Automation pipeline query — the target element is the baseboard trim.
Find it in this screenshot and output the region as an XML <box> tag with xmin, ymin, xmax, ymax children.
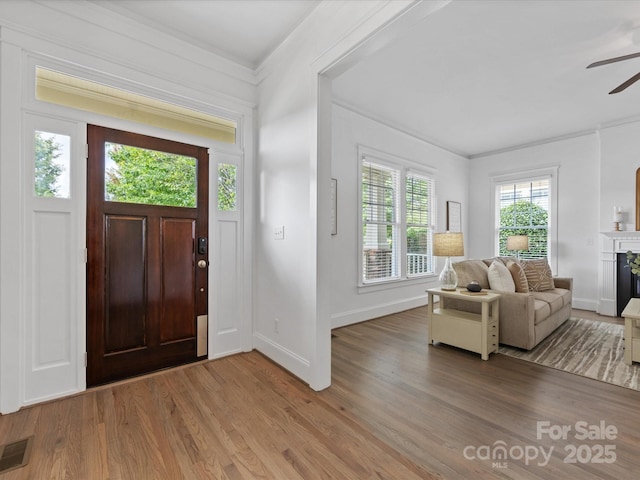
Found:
<box><xmin>572</xmin><ymin>297</ymin><xmax>598</xmax><ymax>312</ymax></box>
<box><xmin>331</xmin><ymin>295</ymin><xmax>428</xmax><ymax>329</ymax></box>
<box><xmin>253</xmin><ymin>332</ymin><xmax>310</xmax><ymax>383</ymax></box>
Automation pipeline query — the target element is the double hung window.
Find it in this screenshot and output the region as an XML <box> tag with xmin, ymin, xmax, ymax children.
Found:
<box><xmin>361</xmin><ymin>152</ymin><xmax>435</xmax><ymax>284</ymax></box>
<box><xmin>495</xmin><ymin>170</ymin><xmax>556</xmax><ymax>262</ymax></box>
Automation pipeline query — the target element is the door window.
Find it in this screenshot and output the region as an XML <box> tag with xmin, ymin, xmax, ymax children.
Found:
<box><xmin>104</xmin><ymin>142</ymin><xmax>197</xmax><ymax>208</ymax></box>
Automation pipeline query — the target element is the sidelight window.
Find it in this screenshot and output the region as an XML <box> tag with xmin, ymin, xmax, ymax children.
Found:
<box><xmin>34</xmin><ymin>131</ymin><xmax>70</xmax><ymax>199</ymax></box>
<box><xmin>217</xmin><ymin>164</ymin><xmax>237</xmax><ymax>211</ymax></box>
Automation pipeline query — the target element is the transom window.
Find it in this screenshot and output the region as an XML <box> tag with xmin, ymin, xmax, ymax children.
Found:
<box><xmin>360</xmin><ymin>153</ymin><xmax>435</xmax><ymax>284</ymax></box>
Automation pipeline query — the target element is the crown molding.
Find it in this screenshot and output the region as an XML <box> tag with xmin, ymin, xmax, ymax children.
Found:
<box><xmin>333</xmin><ymin>97</ymin><xmax>469</xmax><ymax>159</ymax></box>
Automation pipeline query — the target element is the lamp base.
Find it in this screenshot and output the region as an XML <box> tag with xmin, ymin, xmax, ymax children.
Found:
<box><xmin>439</xmin><ymin>257</ymin><xmax>458</xmax><ymax>291</ymax></box>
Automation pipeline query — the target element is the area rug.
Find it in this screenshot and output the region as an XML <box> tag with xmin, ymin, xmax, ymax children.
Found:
<box><xmin>498</xmin><ymin>317</ymin><xmax>640</xmax><ymax>391</ymax></box>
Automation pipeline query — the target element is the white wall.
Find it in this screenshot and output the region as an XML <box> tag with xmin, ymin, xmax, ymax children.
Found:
<box><xmin>467</xmin><ymin>134</ymin><xmax>601</xmax><ymax>311</ymax></box>
<box><xmin>599</xmin><ymin>121</ymin><xmax>640</xmax><ymax>233</ymax></box>
<box><xmin>329</xmin><ymin>104</ymin><xmax>469</xmax><ymax>327</ymax></box>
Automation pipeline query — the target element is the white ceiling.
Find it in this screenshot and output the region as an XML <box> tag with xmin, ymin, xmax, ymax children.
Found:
<box><xmin>333</xmin><ymin>0</ymin><xmax>640</xmax><ymax>158</ymax></box>
<box><xmin>93</xmin><ymin>0</ymin><xmax>640</xmax><ymax>158</ymax></box>
<box><xmin>91</xmin><ymin>0</ymin><xmax>321</xmax><ymax>69</ymax></box>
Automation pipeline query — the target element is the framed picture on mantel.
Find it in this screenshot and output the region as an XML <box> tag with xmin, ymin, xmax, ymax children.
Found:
<box><xmin>446</xmin><ymin>201</ymin><xmax>461</xmax><ymax>232</ymax></box>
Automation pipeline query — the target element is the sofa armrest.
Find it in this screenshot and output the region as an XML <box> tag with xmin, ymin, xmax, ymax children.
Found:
<box><xmin>496</xmin><ymin>291</ymin><xmax>536</xmax><ymax>350</ymax></box>
<box><xmin>553</xmin><ymin>277</ymin><xmax>573</xmax><ymax>291</ymax></box>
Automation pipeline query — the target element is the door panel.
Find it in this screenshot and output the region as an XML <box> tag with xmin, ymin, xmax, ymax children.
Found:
<box><xmin>105</xmin><ymin>215</ymin><xmax>146</xmax><ymax>353</ymax></box>
<box><xmin>87</xmin><ymin>125</ymin><xmax>208</xmax><ymax>386</ymax></box>
<box><xmin>160</xmin><ymin>217</ymin><xmax>196</xmax><ymax>343</ymax></box>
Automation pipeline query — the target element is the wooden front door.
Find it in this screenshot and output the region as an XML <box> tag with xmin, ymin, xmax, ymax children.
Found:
<box><xmin>87</xmin><ymin>125</ymin><xmax>209</xmax><ymax>386</ymax></box>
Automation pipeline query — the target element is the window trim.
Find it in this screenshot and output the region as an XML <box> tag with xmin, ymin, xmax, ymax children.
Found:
<box><xmin>357</xmin><ymin>145</ymin><xmax>437</xmax><ymax>288</ymax></box>
<box><xmin>491</xmin><ymin>166</ymin><xmax>558</xmax><ymax>272</ymax></box>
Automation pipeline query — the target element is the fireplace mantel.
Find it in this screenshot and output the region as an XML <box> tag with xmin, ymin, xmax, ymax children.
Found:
<box><xmin>601</xmin><ymin>231</ymin><xmax>640</xmax><ymax>254</ymax></box>
<box><xmin>602</xmin><ymin>231</ymin><xmax>640</xmax><ymax>240</ymax></box>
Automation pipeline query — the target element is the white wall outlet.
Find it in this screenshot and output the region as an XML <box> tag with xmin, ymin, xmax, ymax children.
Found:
<box><xmin>274</xmin><ymin>318</ymin><xmax>280</xmax><ymax>333</ymax></box>
<box><xmin>274</xmin><ymin>225</ymin><xmax>285</xmax><ymax>240</ymax></box>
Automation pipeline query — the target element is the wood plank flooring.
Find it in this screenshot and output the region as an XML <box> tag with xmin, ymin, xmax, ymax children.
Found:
<box><xmin>0</xmin><ymin>307</ymin><xmax>638</xmax><ymax>479</ymax></box>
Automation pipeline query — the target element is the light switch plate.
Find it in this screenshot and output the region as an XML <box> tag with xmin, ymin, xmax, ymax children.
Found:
<box><xmin>274</xmin><ymin>225</ymin><xmax>285</xmax><ymax>240</ymax></box>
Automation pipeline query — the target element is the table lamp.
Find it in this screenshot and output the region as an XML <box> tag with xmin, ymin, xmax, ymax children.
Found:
<box><xmin>433</xmin><ymin>232</ymin><xmax>464</xmax><ymax>290</ymax></box>
<box><xmin>506</xmin><ymin>235</ymin><xmax>529</xmax><ymax>260</ymax></box>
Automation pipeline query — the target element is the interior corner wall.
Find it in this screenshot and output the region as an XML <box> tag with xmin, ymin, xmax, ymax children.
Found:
<box><xmin>253</xmin><ymin>0</ymin><xmax>417</xmax><ymax>390</ymax></box>
<box><xmin>329</xmin><ymin>104</ymin><xmax>469</xmax><ymax>327</ymax></box>
<box><xmin>467</xmin><ymin>134</ymin><xmax>601</xmax><ymax>311</ymax></box>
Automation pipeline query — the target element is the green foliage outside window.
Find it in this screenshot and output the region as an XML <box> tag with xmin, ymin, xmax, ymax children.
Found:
<box><xmin>105</xmin><ymin>143</ymin><xmax>197</xmax><ymax>208</ymax></box>
<box><xmin>218</xmin><ymin>164</ymin><xmax>237</xmax><ymax>211</ymax></box>
<box><xmin>499</xmin><ymin>200</ymin><xmax>548</xmax><ymax>258</ymax></box>
<box><xmin>35</xmin><ymin>132</ymin><xmax>63</xmax><ymax>197</ymax></box>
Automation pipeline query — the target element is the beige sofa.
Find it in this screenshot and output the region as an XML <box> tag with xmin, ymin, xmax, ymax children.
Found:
<box><xmin>440</xmin><ymin>257</ymin><xmax>573</xmax><ymax>350</ymax></box>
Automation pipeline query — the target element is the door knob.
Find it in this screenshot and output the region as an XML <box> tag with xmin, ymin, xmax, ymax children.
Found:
<box><xmin>197</xmin><ymin>259</ymin><xmax>208</xmax><ymax>269</ymax></box>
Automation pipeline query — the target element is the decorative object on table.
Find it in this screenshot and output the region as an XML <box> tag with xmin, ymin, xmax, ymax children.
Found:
<box><xmin>466</xmin><ymin>281</ymin><xmax>482</xmax><ymax>292</ymax></box>
<box><xmin>505</xmin><ymin>235</ymin><xmax>529</xmax><ymax>260</ymax></box>
<box><xmin>433</xmin><ymin>231</ymin><xmax>464</xmax><ymax>290</ymax></box>
<box><xmin>446</xmin><ymin>201</ymin><xmax>461</xmax><ymax>232</ymax></box>
<box><xmin>613</xmin><ymin>206</ymin><xmax>623</xmax><ymax>231</ymax></box>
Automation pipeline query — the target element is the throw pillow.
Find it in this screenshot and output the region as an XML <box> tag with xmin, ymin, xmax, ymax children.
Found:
<box><xmin>506</xmin><ymin>260</ymin><xmax>529</xmax><ymax>293</ymax></box>
<box><xmin>521</xmin><ymin>259</ymin><xmax>555</xmax><ymax>291</ymax></box>
<box><xmin>488</xmin><ymin>260</ymin><xmax>516</xmax><ymax>292</ymax></box>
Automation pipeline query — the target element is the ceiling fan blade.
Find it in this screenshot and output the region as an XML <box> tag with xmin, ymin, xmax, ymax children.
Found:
<box><xmin>587</xmin><ymin>51</ymin><xmax>640</xmax><ymax>68</ymax></box>
<box><xmin>609</xmin><ymin>71</ymin><xmax>640</xmax><ymax>94</ymax></box>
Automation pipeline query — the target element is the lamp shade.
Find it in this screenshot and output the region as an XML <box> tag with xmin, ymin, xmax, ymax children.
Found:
<box><xmin>433</xmin><ymin>232</ymin><xmax>464</xmax><ymax>257</ymax></box>
<box><xmin>506</xmin><ymin>235</ymin><xmax>529</xmax><ymax>251</ymax></box>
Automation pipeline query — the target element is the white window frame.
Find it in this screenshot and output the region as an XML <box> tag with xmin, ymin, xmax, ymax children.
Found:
<box><xmin>358</xmin><ymin>146</ymin><xmax>436</xmax><ymax>287</ymax></box>
<box><xmin>491</xmin><ymin>166</ymin><xmax>558</xmax><ymax>272</ymax></box>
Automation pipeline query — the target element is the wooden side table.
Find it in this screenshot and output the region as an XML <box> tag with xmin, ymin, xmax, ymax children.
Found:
<box><xmin>426</xmin><ymin>287</ymin><xmax>501</xmax><ymax>360</ymax></box>
<box><xmin>621</xmin><ymin>298</ymin><xmax>640</xmax><ymax>365</ymax></box>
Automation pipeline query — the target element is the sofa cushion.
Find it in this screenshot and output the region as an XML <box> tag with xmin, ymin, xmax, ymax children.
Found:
<box><xmin>542</xmin><ymin>288</ymin><xmax>572</xmax><ymax>307</ymax></box>
<box><xmin>521</xmin><ymin>259</ymin><xmax>555</xmax><ymax>291</ymax></box>
<box><xmin>534</xmin><ymin>299</ymin><xmax>551</xmax><ymax>325</ymax></box>
<box><xmin>452</xmin><ymin>260</ymin><xmax>490</xmax><ymax>289</ymax></box>
<box><xmin>482</xmin><ymin>256</ymin><xmax>516</xmax><ymax>268</ymax></box>
<box><xmin>488</xmin><ymin>260</ymin><xmax>516</xmax><ymax>292</ymax></box>
<box><xmin>506</xmin><ymin>260</ymin><xmax>529</xmax><ymax>293</ymax></box>
<box><xmin>532</xmin><ymin>291</ymin><xmax>564</xmax><ymax>314</ymax></box>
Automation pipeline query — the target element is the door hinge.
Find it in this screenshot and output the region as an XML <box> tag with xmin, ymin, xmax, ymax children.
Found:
<box><xmin>85</xmin><ymin>143</ymin><xmax>89</xmax><ymax>160</ymax></box>
<box><xmin>84</xmin><ymin>352</ymin><xmax>88</xmax><ymax>368</ymax></box>
<box><xmin>84</xmin><ymin>248</ymin><xmax>88</xmax><ymax>263</ymax></box>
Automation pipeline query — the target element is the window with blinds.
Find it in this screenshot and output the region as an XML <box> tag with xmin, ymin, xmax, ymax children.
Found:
<box><xmin>361</xmin><ymin>156</ymin><xmax>435</xmax><ymax>284</ymax></box>
<box><xmin>497</xmin><ymin>179</ymin><xmax>550</xmax><ymax>259</ymax></box>
<box><xmin>362</xmin><ymin>161</ymin><xmax>400</xmax><ymax>282</ymax></box>
<box><xmin>406</xmin><ymin>173</ymin><xmax>434</xmax><ymax>276</ymax></box>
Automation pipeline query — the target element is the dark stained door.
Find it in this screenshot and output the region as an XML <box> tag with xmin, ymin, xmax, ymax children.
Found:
<box><xmin>87</xmin><ymin>125</ymin><xmax>208</xmax><ymax>386</ymax></box>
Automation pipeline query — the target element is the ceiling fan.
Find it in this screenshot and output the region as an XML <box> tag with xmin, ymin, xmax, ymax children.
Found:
<box><xmin>587</xmin><ymin>51</ymin><xmax>640</xmax><ymax>94</ymax></box>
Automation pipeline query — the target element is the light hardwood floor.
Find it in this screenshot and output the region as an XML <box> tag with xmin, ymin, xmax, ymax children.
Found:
<box><xmin>0</xmin><ymin>307</ymin><xmax>638</xmax><ymax>479</ymax></box>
